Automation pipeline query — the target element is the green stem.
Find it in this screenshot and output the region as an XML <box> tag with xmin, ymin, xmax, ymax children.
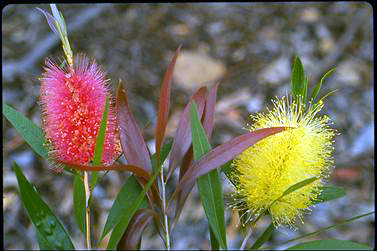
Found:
<box><xmin>84</xmin><ymin>171</ymin><xmax>92</xmax><ymax>250</ymax></box>
<box><xmin>160</xmin><ymin>165</ymin><xmax>170</xmax><ymax>250</ymax></box>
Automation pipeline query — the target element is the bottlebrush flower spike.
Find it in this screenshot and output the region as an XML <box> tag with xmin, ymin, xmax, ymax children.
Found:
<box><xmin>228</xmin><ymin>96</ymin><xmax>336</xmax><ymax>229</ymax></box>
<box><xmin>40</xmin><ymin>54</ymin><xmax>121</xmax><ymax>167</ymax></box>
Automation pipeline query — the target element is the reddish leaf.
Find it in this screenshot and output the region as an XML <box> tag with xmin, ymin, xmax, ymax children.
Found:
<box><xmin>169</xmin><ymin>146</ymin><xmax>194</xmax><ymax>232</ymax></box>
<box><xmin>116</xmin><ymin>82</ymin><xmax>152</xmax><ymax>172</ymax></box>
<box><xmin>171</xmin><ymin>128</ymin><xmax>286</xmax><ymax>230</ymax></box>
<box><xmin>169</xmin><ymin>83</ymin><xmax>218</xmax><ymax>231</ymax></box>
<box><xmin>170</xmin><ymin>184</ymin><xmax>195</xmax><ymax>233</ymax></box>
<box><xmin>176</xmin><ymin>127</ymin><xmax>287</xmax><ymax>193</ymax></box>
<box><xmin>62</xmin><ymin>162</ymin><xmax>150</xmax><ymax>180</ymax></box>
<box><xmin>166</xmin><ymin>87</ymin><xmax>207</xmax><ymax>181</ymax></box>
<box><xmin>63</xmin><ymin>161</ymin><xmax>161</xmax><ymax>209</ymax></box>
<box><xmin>202</xmin><ymin>82</ymin><xmax>219</xmax><ymax>138</ymax></box>
<box><xmin>170</xmin><ymin>84</ymin><xmax>220</xmax><ymax>232</ymax></box>
<box><xmin>116</xmin><ymin>208</ymin><xmax>158</xmax><ymax>250</ymax></box>
<box><xmin>155</xmin><ymin>46</ymin><xmax>181</xmax><ymax>165</ymax></box>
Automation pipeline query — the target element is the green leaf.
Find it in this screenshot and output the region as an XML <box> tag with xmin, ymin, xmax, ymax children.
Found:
<box><xmin>106</xmin><ymin>170</ymin><xmax>160</xmax><ymax>250</ymax></box>
<box><xmin>261</xmin><ymin>211</ymin><xmax>374</xmax><ymax>249</ymax></box>
<box><xmin>36</xmin><ymin>229</ymin><xmax>51</xmax><ymax>250</ymax></box>
<box><xmin>287</xmin><ymin>239</ymin><xmax>372</xmax><ymax>250</ymax></box>
<box><xmin>253</xmin><ymin>177</ymin><xmax>319</xmax><ymax>226</ymax></box>
<box><xmin>303</xmin><ymin>76</ymin><xmax>309</xmax><ymax>103</ymax></box>
<box><xmin>93</xmin><ymin>96</ymin><xmax>109</xmax><ymax>166</ymax></box>
<box><xmin>249</xmin><ymin>223</ymin><xmax>274</xmax><ymax>250</ymax></box>
<box><xmin>282</xmin><ymin>176</ymin><xmax>318</xmax><ymax>197</ymax></box>
<box><xmin>291</xmin><ymin>56</ymin><xmax>307</xmax><ymax>102</ymax></box>
<box><xmin>73</xmin><ymin>174</ymin><xmax>86</xmax><ymax>235</ymax></box>
<box><xmin>314</xmin><ymin>185</ymin><xmax>346</xmax><ymax>204</ymax></box>
<box><xmin>100</xmin><ymin>175</ymin><xmax>147</xmax><ymax>241</ymax></box>
<box><xmin>152</xmin><ymin>138</ymin><xmax>173</xmax><ymax>175</ymax></box>
<box><xmin>221</xmin><ymin>160</ymin><xmax>238</xmax><ymax>187</ymax></box>
<box><xmin>91</xmin><ymin>96</ymin><xmax>110</xmax><ymax>188</ymax></box>
<box><xmin>13</xmin><ymin>162</ymin><xmax>75</xmax><ymax>250</ymax></box>
<box><xmin>271</xmin><ymin>177</ymin><xmax>318</xmax><ymax>207</ymax></box>
<box><xmin>209</xmin><ymin>228</ymin><xmax>220</xmax><ymax>250</ymax></box>
<box><xmin>190</xmin><ymin>102</ymin><xmax>227</xmax><ymax>250</ymax></box>
<box><xmin>3</xmin><ymin>103</ymin><xmax>48</xmax><ymax>159</ymax></box>
<box><xmin>310</xmin><ymin>68</ymin><xmax>336</xmax><ymax>101</ymax></box>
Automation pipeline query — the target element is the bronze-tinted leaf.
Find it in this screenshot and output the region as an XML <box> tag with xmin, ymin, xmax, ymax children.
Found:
<box><xmin>169</xmin><ymin>147</ymin><xmax>194</xmax><ymax>232</ymax></box>
<box><xmin>166</xmin><ymin>87</ymin><xmax>207</xmax><ymax>181</ymax></box>
<box><xmin>176</xmin><ymin>127</ymin><xmax>286</xmax><ymax>192</ymax></box>
<box><xmin>169</xmin><ymin>82</ymin><xmax>218</xmax><ymax>230</ymax></box>
<box><xmin>202</xmin><ymin>82</ymin><xmax>219</xmax><ymax>138</ymax></box>
<box><xmin>155</xmin><ymin>46</ymin><xmax>181</xmax><ymax>165</ymax></box>
<box><xmin>62</xmin><ymin>162</ymin><xmax>150</xmax><ymax>180</ymax></box>
<box><xmin>64</xmin><ymin>162</ymin><xmax>159</xmax><ymax>206</ymax></box>
<box><xmin>116</xmin><ymin>208</ymin><xmax>157</xmax><ymax>250</ymax></box>
<box><xmin>170</xmin><ymin>182</ymin><xmax>195</xmax><ymax>233</ymax></box>
<box><xmin>169</xmin><ymin>82</ymin><xmax>218</xmax><ymax>231</ymax></box>
<box><xmin>116</xmin><ymin>81</ymin><xmax>152</xmax><ymax>172</ymax></box>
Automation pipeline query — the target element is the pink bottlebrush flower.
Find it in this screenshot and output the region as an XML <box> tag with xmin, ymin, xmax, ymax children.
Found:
<box><xmin>40</xmin><ymin>54</ymin><xmax>121</xmax><ymax>167</ymax></box>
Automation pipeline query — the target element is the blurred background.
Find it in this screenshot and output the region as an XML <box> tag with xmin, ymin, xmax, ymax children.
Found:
<box><xmin>3</xmin><ymin>3</ymin><xmax>374</xmax><ymax>249</ymax></box>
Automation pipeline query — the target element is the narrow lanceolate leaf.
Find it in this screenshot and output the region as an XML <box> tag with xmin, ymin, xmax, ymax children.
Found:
<box><xmin>149</xmin><ymin>139</ymin><xmax>174</xmax><ymax>209</ymax></box>
<box><xmin>209</xmin><ymin>228</ymin><xmax>220</xmax><ymax>250</ymax></box>
<box><xmin>167</xmin><ymin>86</ymin><xmax>207</xmax><ymax>180</ymax></box>
<box><xmin>92</xmin><ymin>96</ymin><xmax>110</xmax><ymax>188</ymax></box>
<box><xmin>93</xmin><ymin>96</ymin><xmax>109</xmax><ymax>166</ymax></box>
<box><xmin>155</xmin><ymin>46</ymin><xmax>181</xmax><ymax>165</ymax></box>
<box><xmin>3</xmin><ymin>103</ymin><xmax>48</xmax><ymax>159</ymax></box>
<box><xmin>36</xmin><ymin>229</ymin><xmax>51</xmax><ymax>250</ymax></box>
<box><xmin>73</xmin><ymin>174</ymin><xmax>86</xmax><ymax>235</ymax></box>
<box><xmin>100</xmin><ymin>175</ymin><xmax>148</xmax><ymax>241</ymax></box>
<box><xmin>310</xmin><ymin>68</ymin><xmax>336</xmax><ymax>101</ymax></box>
<box><xmin>176</xmin><ymin>126</ymin><xmax>286</xmax><ymax>192</ymax></box>
<box><xmin>314</xmin><ymin>185</ymin><xmax>346</xmax><ymax>204</ymax></box>
<box><xmin>287</xmin><ymin>240</ymin><xmax>372</xmax><ymax>250</ymax></box>
<box><xmin>170</xmin><ymin>84</ymin><xmax>219</xmax><ymax>230</ymax></box>
<box><xmin>107</xmin><ymin>169</ymin><xmax>161</xmax><ymax>250</ymax></box>
<box><xmin>270</xmin><ymin>211</ymin><xmax>375</xmax><ymax>249</ymax></box>
<box><xmin>63</xmin><ymin>162</ymin><xmax>150</xmax><ymax>180</ymax></box>
<box><xmin>266</xmin><ymin>177</ymin><xmax>318</xmax><ymax>218</ymax></box>
<box><xmin>303</xmin><ymin>76</ymin><xmax>309</xmax><ymax>103</ymax></box>
<box><xmin>116</xmin><ymin>208</ymin><xmax>157</xmax><ymax>250</ymax></box>
<box><xmin>13</xmin><ymin>162</ymin><xmax>75</xmax><ymax>250</ymax></box>
<box><xmin>116</xmin><ymin>81</ymin><xmax>151</xmax><ymax>172</ymax></box>
<box><xmin>291</xmin><ymin>56</ymin><xmax>306</xmax><ymax>101</ymax></box>
<box><xmin>249</xmin><ymin>223</ymin><xmax>274</xmax><ymax>250</ymax></box>
<box><xmin>279</xmin><ymin>177</ymin><xmax>318</xmax><ymax>200</ymax></box>
<box><xmin>152</xmin><ymin>138</ymin><xmax>174</xmax><ymax>175</ymax></box>
<box><xmin>170</xmin><ymin>146</ymin><xmax>194</xmax><ymax>232</ymax></box>
<box><xmin>67</xmin><ymin>162</ymin><xmax>157</xmax><ymax>208</ymax></box>
<box><xmin>36</xmin><ymin>8</ymin><xmax>57</xmax><ymax>33</ymax></box>
<box><xmin>202</xmin><ymin>82</ymin><xmax>219</xmax><ymax>138</ymax></box>
<box><xmin>191</xmin><ymin>102</ymin><xmax>227</xmax><ymax>250</ymax></box>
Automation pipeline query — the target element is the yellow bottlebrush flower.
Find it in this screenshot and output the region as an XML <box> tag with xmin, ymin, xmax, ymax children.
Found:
<box><xmin>229</xmin><ymin>96</ymin><xmax>336</xmax><ymax>229</ymax></box>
